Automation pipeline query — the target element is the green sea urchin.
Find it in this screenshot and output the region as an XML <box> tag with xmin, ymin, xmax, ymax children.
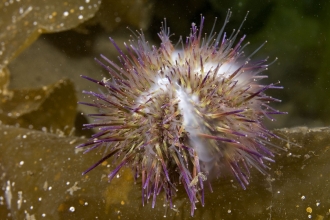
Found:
<box><xmin>77</xmin><ymin>11</ymin><xmax>285</xmax><ymax>216</ymax></box>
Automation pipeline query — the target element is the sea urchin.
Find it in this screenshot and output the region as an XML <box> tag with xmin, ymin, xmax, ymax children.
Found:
<box><xmin>77</xmin><ymin>11</ymin><xmax>285</xmax><ymax>216</ymax></box>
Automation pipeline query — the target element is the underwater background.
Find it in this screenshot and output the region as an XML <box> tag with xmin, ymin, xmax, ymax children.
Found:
<box><xmin>0</xmin><ymin>0</ymin><xmax>330</xmax><ymax>219</ymax></box>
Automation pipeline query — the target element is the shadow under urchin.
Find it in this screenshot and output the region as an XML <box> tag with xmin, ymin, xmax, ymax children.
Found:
<box><xmin>77</xmin><ymin>10</ymin><xmax>285</xmax><ymax>216</ymax></box>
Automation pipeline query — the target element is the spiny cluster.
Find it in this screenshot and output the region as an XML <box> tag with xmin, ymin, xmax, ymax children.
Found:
<box><xmin>77</xmin><ymin>11</ymin><xmax>285</xmax><ymax>216</ymax></box>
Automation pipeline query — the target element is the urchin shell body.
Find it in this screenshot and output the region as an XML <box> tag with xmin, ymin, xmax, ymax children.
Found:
<box><xmin>77</xmin><ymin>11</ymin><xmax>284</xmax><ymax>216</ymax></box>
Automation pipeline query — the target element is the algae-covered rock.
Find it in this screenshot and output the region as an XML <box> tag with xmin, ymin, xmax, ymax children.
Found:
<box><xmin>0</xmin><ymin>126</ymin><xmax>329</xmax><ymax>219</ymax></box>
